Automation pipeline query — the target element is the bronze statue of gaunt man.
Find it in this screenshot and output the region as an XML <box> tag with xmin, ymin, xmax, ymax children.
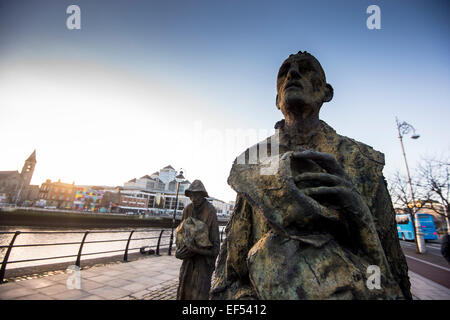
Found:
<box><xmin>176</xmin><ymin>180</ymin><xmax>220</xmax><ymax>300</ymax></box>
<box><xmin>211</xmin><ymin>51</ymin><xmax>412</xmax><ymax>300</ymax></box>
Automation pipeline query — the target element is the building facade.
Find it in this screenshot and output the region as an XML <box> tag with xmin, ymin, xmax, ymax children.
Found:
<box><xmin>207</xmin><ymin>198</ymin><xmax>234</xmax><ymax>218</ymax></box>
<box><xmin>38</xmin><ymin>179</ymin><xmax>75</xmax><ymax>209</ymax></box>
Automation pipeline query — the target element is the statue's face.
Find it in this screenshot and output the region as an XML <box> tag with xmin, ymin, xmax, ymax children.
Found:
<box><xmin>276</xmin><ymin>54</ymin><xmax>332</xmax><ymax>116</ymax></box>
<box><xmin>190</xmin><ymin>193</ymin><xmax>205</xmax><ymax>207</ymax></box>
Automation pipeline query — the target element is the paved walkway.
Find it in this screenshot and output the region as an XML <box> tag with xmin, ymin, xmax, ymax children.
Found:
<box><xmin>0</xmin><ymin>255</ymin><xmax>182</xmax><ymax>300</ymax></box>
<box><xmin>0</xmin><ymin>255</ymin><xmax>448</xmax><ymax>300</ymax></box>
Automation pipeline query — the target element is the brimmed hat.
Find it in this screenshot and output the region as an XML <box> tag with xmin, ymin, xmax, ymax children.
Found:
<box><xmin>185</xmin><ymin>179</ymin><xmax>209</xmax><ymax>198</ymax></box>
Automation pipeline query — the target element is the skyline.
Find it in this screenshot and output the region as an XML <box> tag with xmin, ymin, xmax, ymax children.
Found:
<box><xmin>0</xmin><ymin>0</ymin><xmax>449</xmax><ymax>202</ymax></box>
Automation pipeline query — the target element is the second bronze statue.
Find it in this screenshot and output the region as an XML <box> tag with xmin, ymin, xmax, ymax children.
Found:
<box><xmin>175</xmin><ymin>180</ymin><xmax>220</xmax><ymax>300</ymax></box>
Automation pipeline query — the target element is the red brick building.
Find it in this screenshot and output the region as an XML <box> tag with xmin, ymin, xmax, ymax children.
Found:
<box><xmin>39</xmin><ymin>179</ymin><xmax>75</xmax><ymax>209</ymax></box>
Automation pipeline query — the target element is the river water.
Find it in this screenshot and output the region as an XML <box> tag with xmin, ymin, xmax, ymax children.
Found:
<box><xmin>0</xmin><ymin>226</ymin><xmax>226</xmax><ymax>270</ymax></box>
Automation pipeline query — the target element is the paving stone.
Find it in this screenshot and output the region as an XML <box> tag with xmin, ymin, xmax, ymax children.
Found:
<box><xmin>0</xmin><ymin>287</ymin><xmax>36</xmax><ymax>299</ymax></box>
<box><xmin>0</xmin><ymin>282</ymin><xmax>23</xmax><ymax>293</ymax></box>
<box><xmin>16</xmin><ymin>293</ymin><xmax>55</xmax><ymax>300</ymax></box>
<box><xmin>103</xmin><ymin>270</ymin><xmax>124</xmax><ymax>277</ymax></box>
<box><xmin>153</xmin><ymin>273</ymin><xmax>175</xmax><ymax>281</ymax></box>
<box><xmin>130</xmin><ymin>289</ymin><xmax>151</xmax><ymax>299</ymax></box>
<box><xmin>16</xmin><ymin>278</ymin><xmax>56</xmax><ymax>289</ymax></box>
<box><xmin>88</xmin><ymin>275</ymin><xmax>115</xmax><ymax>283</ymax></box>
<box><xmin>79</xmin><ymin>271</ymin><xmax>100</xmax><ymax>279</ymax></box>
<box><xmin>116</xmin><ymin>272</ymin><xmax>142</xmax><ymax>281</ymax></box>
<box><xmin>79</xmin><ymin>279</ymin><xmax>105</xmax><ymax>291</ymax></box>
<box><xmin>133</xmin><ymin>276</ymin><xmax>163</xmax><ymax>286</ymax></box>
<box><xmin>88</xmin><ymin>286</ymin><xmax>130</xmax><ymax>300</ymax></box>
<box><xmin>121</xmin><ymin>282</ymin><xmax>148</xmax><ymax>293</ymax></box>
<box><xmin>107</xmin><ymin>278</ymin><xmax>133</xmax><ymax>288</ymax></box>
<box><xmin>37</xmin><ymin>284</ymin><xmax>69</xmax><ymax>296</ymax></box>
<box><xmin>53</xmin><ymin>289</ymin><xmax>90</xmax><ymax>300</ymax></box>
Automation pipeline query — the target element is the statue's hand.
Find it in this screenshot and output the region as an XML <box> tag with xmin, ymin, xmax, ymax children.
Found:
<box><xmin>291</xmin><ymin>150</ymin><xmax>367</xmax><ymax>215</ymax></box>
<box><xmin>175</xmin><ymin>246</ymin><xmax>195</xmax><ymax>260</ymax></box>
<box><xmin>185</xmin><ymin>243</ymin><xmax>213</xmax><ymax>257</ymax></box>
<box><xmin>290</xmin><ymin>151</ymin><xmax>386</xmax><ymax>265</ymax></box>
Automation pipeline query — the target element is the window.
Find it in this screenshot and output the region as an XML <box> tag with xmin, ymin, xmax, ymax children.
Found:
<box><xmin>164</xmin><ymin>198</ymin><xmax>172</xmax><ymax>209</ymax></box>
<box><xmin>396</xmin><ymin>215</ymin><xmax>410</xmax><ymax>225</ymax></box>
<box><xmin>148</xmin><ymin>196</ymin><xmax>155</xmax><ymax>207</ymax></box>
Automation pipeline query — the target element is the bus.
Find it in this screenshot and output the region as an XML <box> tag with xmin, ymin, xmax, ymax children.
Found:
<box><xmin>396</xmin><ymin>213</ymin><xmax>438</xmax><ymax>241</ymax></box>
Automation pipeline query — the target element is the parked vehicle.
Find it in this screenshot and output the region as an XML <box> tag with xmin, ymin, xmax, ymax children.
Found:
<box><xmin>396</xmin><ymin>213</ymin><xmax>438</xmax><ymax>241</ymax></box>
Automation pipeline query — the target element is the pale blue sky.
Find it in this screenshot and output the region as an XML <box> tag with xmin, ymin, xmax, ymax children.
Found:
<box><xmin>0</xmin><ymin>0</ymin><xmax>448</xmax><ymax>201</ymax></box>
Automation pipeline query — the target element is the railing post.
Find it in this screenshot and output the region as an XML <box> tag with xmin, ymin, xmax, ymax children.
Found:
<box><xmin>75</xmin><ymin>231</ymin><xmax>89</xmax><ymax>268</ymax></box>
<box><xmin>156</xmin><ymin>230</ymin><xmax>165</xmax><ymax>256</ymax></box>
<box><xmin>123</xmin><ymin>230</ymin><xmax>135</xmax><ymax>262</ymax></box>
<box><xmin>0</xmin><ymin>231</ymin><xmax>21</xmax><ymax>283</ymax></box>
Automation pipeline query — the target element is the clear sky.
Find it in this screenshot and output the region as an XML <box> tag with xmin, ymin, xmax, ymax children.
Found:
<box><xmin>0</xmin><ymin>0</ymin><xmax>448</xmax><ymax>202</ymax></box>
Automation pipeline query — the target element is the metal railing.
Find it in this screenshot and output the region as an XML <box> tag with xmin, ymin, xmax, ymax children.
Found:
<box><xmin>0</xmin><ymin>228</ymin><xmax>227</xmax><ymax>284</ymax></box>
<box><xmin>0</xmin><ymin>229</ymin><xmax>173</xmax><ymax>283</ymax></box>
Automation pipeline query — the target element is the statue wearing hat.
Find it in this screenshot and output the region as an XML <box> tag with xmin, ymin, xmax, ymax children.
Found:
<box><xmin>175</xmin><ymin>179</ymin><xmax>220</xmax><ymax>300</ymax></box>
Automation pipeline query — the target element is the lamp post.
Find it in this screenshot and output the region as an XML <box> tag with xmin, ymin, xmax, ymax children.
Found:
<box><xmin>396</xmin><ymin>117</ymin><xmax>426</xmax><ymax>254</ymax></box>
<box><xmin>168</xmin><ymin>169</ymin><xmax>185</xmax><ymax>256</ymax></box>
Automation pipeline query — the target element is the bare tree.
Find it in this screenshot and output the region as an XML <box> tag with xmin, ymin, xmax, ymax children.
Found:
<box><xmin>388</xmin><ymin>155</ymin><xmax>450</xmax><ymax>234</ymax></box>
<box><xmin>388</xmin><ymin>170</ymin><xmax>416</xmax><ymax>214</ymax></box>
<box><xmin>416</xmin><ymin>157</ymin><xmax>449</xmax><ymax>231</ymax></box>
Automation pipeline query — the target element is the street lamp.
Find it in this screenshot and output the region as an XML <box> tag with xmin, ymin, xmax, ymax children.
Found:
<box><xmin>396</xmin><ymin>117</ymin><xmax>426</xmax><ymax>254</ymax></box>
<box><xmin>168</xmin><ymin>169</ymin><xmax>185</xmax><ymax>256</ymax></box>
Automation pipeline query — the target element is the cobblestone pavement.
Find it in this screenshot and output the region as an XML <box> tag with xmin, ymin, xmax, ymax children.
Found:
<box><xmin>0</xmin><ymin>254</ymin><xmax>448</xmax><ymax>300</ymax></box>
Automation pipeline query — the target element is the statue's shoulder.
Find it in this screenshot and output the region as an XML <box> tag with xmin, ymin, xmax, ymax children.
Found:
<box><xmin>321</xmin><ymin>121</ymin><xmax>385</xmax><ymax>167</ymax></box>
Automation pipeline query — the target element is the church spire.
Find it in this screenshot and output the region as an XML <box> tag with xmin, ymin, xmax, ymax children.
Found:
<box><xmin>26</xmin><ymin>150</ymin><xmax>37</xmax><ymax>163</ymax></box>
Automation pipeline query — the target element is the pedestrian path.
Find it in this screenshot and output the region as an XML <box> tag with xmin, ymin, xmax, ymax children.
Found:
<box><xmin>0</xmin><ymin>255</ymin><xmax>182</xmax><ymax>300</ymax></box>
<box><xmin>0</xmin><ymin>254</ymin><xmax>448</xmax><ymax>300</ymax></box>
<box><xmin>409</xmin><ymin>270</ymin><xmax>450</xmax><ymax>300</ymax></box>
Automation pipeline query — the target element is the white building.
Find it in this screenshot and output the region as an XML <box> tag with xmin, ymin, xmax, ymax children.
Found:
<box><xmin>208</xmin><ymin>198</ymin><xmax>234</xmax><ymax>218</ymax></box>
<box><xmin>120</xmin><ymin>165</ymin><xmax>191</xmax><ymax>216</ymax></box>
<box><xmin>121</xmin><ymin>165</ymin><xmax>231</xmax><ymax>219</ymax></box>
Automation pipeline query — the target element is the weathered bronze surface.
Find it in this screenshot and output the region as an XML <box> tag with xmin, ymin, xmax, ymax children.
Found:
<box><xmin>211</xmin><ymin>51</ymin><xmax>411</xmax><ymax>300</ymax></box>
<box><xmin>176</xmin><ymin>180</ymin><xmax>220</xmax><ymax>300</ymax></box>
